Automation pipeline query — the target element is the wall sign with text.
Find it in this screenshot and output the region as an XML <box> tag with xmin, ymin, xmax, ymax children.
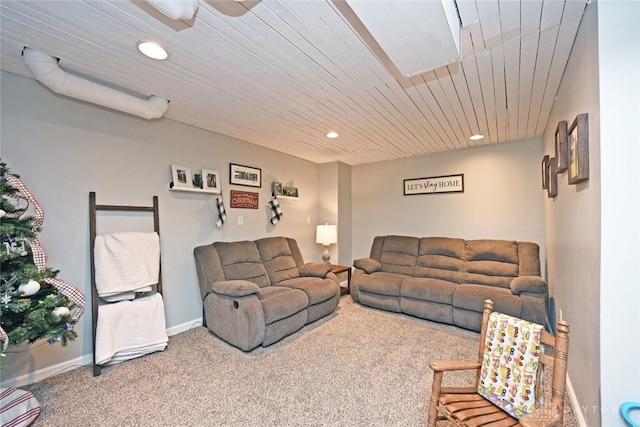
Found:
<box><xmin>403</xmin><ymin>174</ymin><xmax>464</xmax><ymax>195</ymax></box>
<box><xmin>230</xmin><ymin>190</ymin><xmax>259</xmax><ymax>209</ymax></box>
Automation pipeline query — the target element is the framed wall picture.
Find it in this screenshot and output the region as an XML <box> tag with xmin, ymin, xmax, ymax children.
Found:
<box><xmin>403</xmin><ymin>174</ymin><xmax>464</xmax><ymax>195</ymax></box>
<box><xmin>201</xmin><ymin>169</ymin><xmax>221</xmax><ymax>193</ymax></box>
<box><xmin>568</xmin><ymin>113</ymin><xmax>589</xmax><ymax>184</ymax></box>
<box><xmin>272</xmin><ymin>181</ymin><xmax>283</xmax><ymax>196</ymax></box>
<box><xmin>282</xmin><ymin>186</ymin><xmax>299</xmax><ymax>197</ymax></box>
<box><xmin>171</xmin><ymin>164</ymin><xmax>192</xmax><ymax>188</ymax></box>
<box><xmin>554</xmin><ymin>120</ymin><xmax>568</xmax><ymax>172</ymax></box>
<box><xmin>229</xmin><ymin>163</ymin><xmax>261</xmax><ymax>188</ymax></box>
<box><xmin>547</xmin><ymin>157</ymin><xmax>558</xmax><ymax>198</ymax></box>
<box><xmin>541</xmin><ymin>155</ymin><xmax>550</xmax><ymax>190</ymax></box>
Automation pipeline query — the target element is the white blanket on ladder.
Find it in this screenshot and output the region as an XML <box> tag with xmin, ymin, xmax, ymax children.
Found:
<box><xmin>95</xmin><ymin>293</ymin><xmax>168</xmax><ymax>366</ymax></box>
<box><xmin>94</xmin><ymin>231</ymin><xmax>160</xmax><ymax>299</ymax></box>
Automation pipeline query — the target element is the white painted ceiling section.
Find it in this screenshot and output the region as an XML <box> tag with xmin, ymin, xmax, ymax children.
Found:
<box><xmin>0</xmin><ymin>0</ymin><xmax>588</xmax><ymax>165</ymax></box>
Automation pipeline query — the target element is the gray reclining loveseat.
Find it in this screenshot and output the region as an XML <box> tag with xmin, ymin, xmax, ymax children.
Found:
<box><xmin>351</xmin><ymin>236</ymin><xmax>548</xmax><ymax>331</ymax></box>
<box><xmin>194</xmin><ymin>236</ymin><xmax>341</xmax><ymax>351</ymax></box>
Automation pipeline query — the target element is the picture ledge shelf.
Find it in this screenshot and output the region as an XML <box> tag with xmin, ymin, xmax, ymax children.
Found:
<box><xmin>276</xmin><ymin>195</ymin><xmax>298</xmax><ymax>200</ymax></box>
<box><xmin>169</xmin><ymin>186</ymin><xmax>220</xmax><ymax>194</ymax></box>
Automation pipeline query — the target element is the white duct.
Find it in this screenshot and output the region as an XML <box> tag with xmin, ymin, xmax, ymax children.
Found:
<box><xmin>23</xmin><ymin>47</ymin><xmax>169</xmax><ymax>120</ymax></box>
<box><xmin>145</xmin><ymin>0</ymin><xmax>199</xmax><ymax>20</ymax></box>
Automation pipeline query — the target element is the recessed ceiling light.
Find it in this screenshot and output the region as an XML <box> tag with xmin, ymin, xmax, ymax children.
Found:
<box><xmin>326</xmin><ymin>131</ymin><xmax>339</xmax><ymax>139</ymax></box>
<box><xmin>137</xmin><ymin>42</ymin><xmax>168</xmax><ymax>60</ymax></box>
<box><xmin>470</xmin><ymin>134</ymin><xmax>484</xmax><ymax>141</ymax></box>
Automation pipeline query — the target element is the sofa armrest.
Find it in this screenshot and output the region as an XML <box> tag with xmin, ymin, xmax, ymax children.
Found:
<box><xmin>212</xmin><ymin>280</ymin><xmax>262</xmax><ymax>298</ymax></box>
<box><xmin>511</xmin><ymin>276</ymin><xmax>547</xmax><ymax>295</ymax></box>
<box><xmin>353</xmin><ymin>258</ymin><xmax>381</xmax><ymax>274</ymax></box>
<box><xmin>299</xmin><ymin>262</ymin><xmax>332</xmax><ymax>277</ymax></box>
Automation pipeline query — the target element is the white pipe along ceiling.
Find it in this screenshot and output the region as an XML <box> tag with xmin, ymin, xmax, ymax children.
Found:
<box><xmin>145</xmin><ymin>0</ymin><xmax>199</xmax><ymax>21</ymax></box>
<box><xmin>22</xmin><ymin>47</ymin><xmax>169</xmax><ymax>120</ymax></box>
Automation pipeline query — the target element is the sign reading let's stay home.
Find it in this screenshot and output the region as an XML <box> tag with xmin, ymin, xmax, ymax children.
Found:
<box><xmin>403</xmin><ymin>174</ymin><xmax>464</xmax><ymax>195</ymax></box>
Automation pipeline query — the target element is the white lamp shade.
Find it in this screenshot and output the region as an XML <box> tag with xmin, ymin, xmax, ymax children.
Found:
<box><xmin>316</xmin><ymin>224</ymin><xmax>338</xmax><ymax>245</ymax></box>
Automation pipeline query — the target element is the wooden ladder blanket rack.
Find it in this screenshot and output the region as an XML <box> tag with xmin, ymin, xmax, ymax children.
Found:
<box><xmin>89</xmin><ymin>192</ymin><xmax>162</xmax><ymax>376</ymax></box>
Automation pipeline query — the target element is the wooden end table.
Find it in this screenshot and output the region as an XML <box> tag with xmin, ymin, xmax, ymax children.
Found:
<box><xmin>331</xmin><ymin>264</ymin><xmax>351</xmax><ymax>295</ymax></box>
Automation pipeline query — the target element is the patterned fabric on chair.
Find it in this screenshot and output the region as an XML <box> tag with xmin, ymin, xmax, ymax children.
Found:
<box><xmin>477</xmin><ymin>312</ymin><xmax>544</xmax><ymax>419</ymax></box>
<box><xmin>427</xmin><ymin>299</ymin><xmax>570</xmax><ymax>427</ymax></box>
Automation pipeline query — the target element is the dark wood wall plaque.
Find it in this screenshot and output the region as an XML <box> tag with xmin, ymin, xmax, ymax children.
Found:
<box><xmin>230</xmin><ymin>190</ymin><xmax>259</xmax><ymax>209</ymax></box>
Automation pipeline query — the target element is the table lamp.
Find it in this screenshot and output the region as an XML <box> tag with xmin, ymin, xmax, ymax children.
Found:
<box><xmin>316</xmin><ymin>223</ymin><xmax>337</xmax><ymax>262</ymax></box>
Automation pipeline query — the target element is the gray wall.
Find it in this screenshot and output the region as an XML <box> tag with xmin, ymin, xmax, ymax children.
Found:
<box><xmin>542</xmin><ymin>2</ymin><xmax>601</xmax><ymax>424</ymax></box>
<box><xmin>1</xmin><ymin>71</ymin><xmax>326</xmax><ymax>384</ymax></box>
<box><xmin>597</xmin><ymin>1</ymin><xmax>640</xmax><ymax>425</ymax></box>
<box><xmin>544</xmin><ymin>2</ymin><xmax>640</xmax><ymax>425</ymax></box>
<box><xmin>351</xmin><ymin>139</ymin><xmax>545</xmax><ymax>263</ymax></box>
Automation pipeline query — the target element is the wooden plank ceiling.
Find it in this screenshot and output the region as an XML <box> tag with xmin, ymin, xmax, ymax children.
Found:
<box><xmin>0</xmin><ymin>0</ymin><xmax>587</xmax><ymax>165</ymax></box>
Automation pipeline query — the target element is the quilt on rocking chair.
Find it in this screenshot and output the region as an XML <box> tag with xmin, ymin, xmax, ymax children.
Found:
<box><xmin>476</xmin><ymin>312</ymin><xmax>544</xmax><ymax>419</ymax></box>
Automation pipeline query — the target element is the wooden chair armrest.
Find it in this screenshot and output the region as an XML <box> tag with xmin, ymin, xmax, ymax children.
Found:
<box><xmin>519</xmin><ymin>405</ymin><xmax>560</xmax><ymax>427</ymax></box>
<box><xmin>429</xmin><ymin>360</ymin><xmax>481</xmax><ymax>372</ymax></box>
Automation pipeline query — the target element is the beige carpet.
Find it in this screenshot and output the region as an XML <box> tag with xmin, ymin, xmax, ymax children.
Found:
<box><xmin>26</xmin><ymin>296</ymin><xmax>577</xmax><ymax>426</ymax></box>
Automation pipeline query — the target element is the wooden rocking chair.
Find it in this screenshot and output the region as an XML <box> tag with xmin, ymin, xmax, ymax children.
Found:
<box><xmin>427</xmin><ymin>300</ymin><xmax>570</xmax><ymax>427</ymax></box>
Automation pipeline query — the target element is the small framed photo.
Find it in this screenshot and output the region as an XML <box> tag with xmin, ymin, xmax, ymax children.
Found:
<box><xmin>283</xmin><ymin>186</ymin><xmax>299</xmax><ymax>197</ymax></box>
<box><xmin>201</xmin><ymin>169</ymin><xmax>221</xmax><ymax>193</ymax></box>
<box><xmin>272</xmin><ymin>181</ymin><xmax>283</xmax><ymax>196</ymax></box>
<box><xmin>547</xmin><ymin>157</ymin><xmax>558</xmax><ymax>198</ymax></box>
<box><xmin>554</xmin><ymin>120</ymin><xmax>568</xmax><ymax>173</ymax></box>
<box><xmin>230</xmin><ymin>163</ymin><xmax>261</xmax><ymax>188</ymax></box>
<box><xmin>541</xmin><ymin>155</ymin><xmax>550</xmax><ymax>190</ymax></box>
<box><xmin>568</xmin><ymin>113</ymin><xmax>589</xmax><ymax>185</ymax></box>
<box><xmin>171</xmin><ymin>164</ymin><xmax>192</xmax><ymax>188</ymax></box>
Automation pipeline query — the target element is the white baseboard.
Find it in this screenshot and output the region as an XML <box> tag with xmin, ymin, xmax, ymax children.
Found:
<box><xmin>2</xmin><ymin>318</ymin><xmax>203</xmax><ymax>388</ymax></box>
<box><xmin>1</xmin><ymin>353</ymin><xmax>94</xmax><ymax>388</ymax></box>
<box><xmin>567</xmin><ymin>373</ymin><xmax>588</xmax><ymax>427</ymax></box>
<box><xmin>166</xmin><ymin>318</ymin><xmax>203</xmax><ymax>336</ymax></box>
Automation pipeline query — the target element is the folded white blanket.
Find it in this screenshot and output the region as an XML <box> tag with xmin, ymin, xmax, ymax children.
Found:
<box><xmin>94</xmin><ymin>232</ymin><xmax>160</xmax><ymax>298</ymax></box>
<box><xmin>95</xmin><ymin>293</ymin><xmax>168</xmax><ymax>366</ymax></box>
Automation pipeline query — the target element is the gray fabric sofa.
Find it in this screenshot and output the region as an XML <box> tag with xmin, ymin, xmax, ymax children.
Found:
<box><xmin>193</xmin><ymin>236</ymin><xmax>341</xmax><ymax>351</ymax></box>
<box><xmin>351</xmin><ymin>236</ymin><xmax>547</xmax><ymax>331</ymax></box>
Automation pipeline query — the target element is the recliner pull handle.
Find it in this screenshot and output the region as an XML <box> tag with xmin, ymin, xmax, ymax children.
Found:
<box><xmin>233</xmin><ymin>301</ymin><xmax>239</xmax><ymax>309</ymax></box>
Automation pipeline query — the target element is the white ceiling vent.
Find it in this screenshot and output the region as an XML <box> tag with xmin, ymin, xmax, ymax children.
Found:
<box><xmin>344</xmin><ymin>0</ymin><xmax>462</xmax><ymax>77</ymax></box>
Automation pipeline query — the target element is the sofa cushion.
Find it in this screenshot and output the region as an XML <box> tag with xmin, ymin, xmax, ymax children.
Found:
<box><xmin>464</xmin><ymin>240</ymin><xmax>519</xmax><ymax>289</ymax></box>
<box><xmin>259</xmin><ymin>286</ymin><xmax>308</xmax><ymax>325</ymax></box>
<box><xmin>453</xmin><ymin>284</ymin><xmax>521</xmax><ymax>318</ymax></box>
<box><xmin>415</xmin><ymin>237</ymin><xmax>465</xmax><ymax>283</ymax></box>
<box><xmin>401</xmin><ymin>298</ymin><xmax>453</xmax><ymax>324</ymax></box>
<box><xmin>517</xmin><ymin>242</ymin><xmax>542</xmax><ymax>276</ymax></box>
<box><xmin>277</xmin><ymin>277</ymin><xmax>339</xmax><ymax>305</ymax></box>
<box><xmin>213</xmin><ymin>241</ymin><xmax>271</xmax><ymax>287</ymax></box>
<box><xmin>378</xmin><ymin>235</ymin><xmax>419</xmax><ymax>275</ymax></box>
<box><xmin>466</xmin><ymin>240</ymin><xmax>519</xmax><ymax>263</ymax></box>
<box><xmin>255</xmin><ymin>237</ymin><xmax>300</xmax><ymax>284</ymax></box>
<box><xmin>358</xmin><ymin>271</ymin><xmax>407</xmax><ymax>296</ymax></box>
<box><xmin>401</xmin><ymin>277</ymin><xmax>457</xmax><ymax>304</ymax></box>
<box><xmin>419</xmin><ymin>237</ymin><xmax>466</xmax><ymax>258</ymax></box>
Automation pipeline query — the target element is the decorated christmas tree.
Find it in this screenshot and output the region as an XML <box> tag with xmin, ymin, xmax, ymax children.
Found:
<box><xmin>0</xmin><ymin>160</ymin><xmax>84</xmax><ymax>359</ymax></box>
